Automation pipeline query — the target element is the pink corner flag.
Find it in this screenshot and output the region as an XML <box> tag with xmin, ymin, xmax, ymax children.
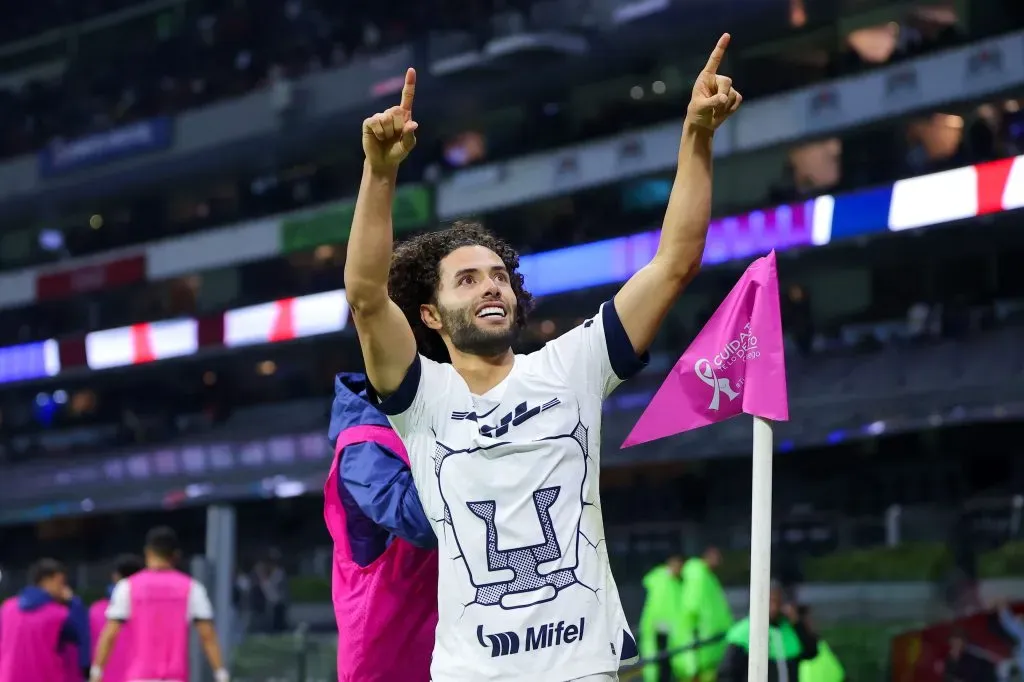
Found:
<box><xmin>622</xmin><ymin>250</ymin><xmax>789</xmax><ymax>448</ymax></box>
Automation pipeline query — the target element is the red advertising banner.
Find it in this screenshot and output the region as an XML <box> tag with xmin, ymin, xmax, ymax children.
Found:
<box><xmin>84</xmin><ymin>319</ymin><xmax>199</xmax><ymax>370</ymax></box>
<box><xmin>890</xmin><ymin>603</ymin><xmax>1024</xmax><ymax>682</ymax></box>
<box><xmin>0</xmin><ymin>289</ymin><xmax>349</xmax><ymax>382</ymax></box>
<box><xmin>36</xmin><ymin>254</ymin><xmax>146</xmax><ymax>300</ymax></box>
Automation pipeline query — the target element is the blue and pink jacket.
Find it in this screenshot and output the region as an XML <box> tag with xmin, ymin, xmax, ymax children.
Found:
<box><xmin>0</xmin><ymin>586</ymin><xmax>90</xmax><ymax>682</ymax></box>
<box><xmin>324</xmin><ymin>373</ymin><xmax>437</xmax><ymax>682</ymax></box>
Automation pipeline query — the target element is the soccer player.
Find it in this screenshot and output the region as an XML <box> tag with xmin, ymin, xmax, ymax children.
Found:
<box><xmin>345</xmin><ymin>33</ymin><xmax>742</xmax><ymax>682</ymax></box>
<box><xmin>324</xmin><ymin>372</ymin><xmax>438</xmax><ymax>681</ymax></box>
<box><xmin>0</xmin><ymin>558</ymin><xmax>90</xmax><ymax>682</ymax></box>
<box><xmin>90</xmin><ymin>527</ymin><xmax>229</xmax><ymax>682</ymax></box>
<box><xmin>89</xmin><ymin>554</ymin><xmax>144</xmax><ymax>682</ymax></box>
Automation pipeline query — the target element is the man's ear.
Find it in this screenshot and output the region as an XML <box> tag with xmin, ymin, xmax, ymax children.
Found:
<box><xmin>421</xmin><ymin>303</ymin><xmax>442</xmax><ymax>331</ymax></box>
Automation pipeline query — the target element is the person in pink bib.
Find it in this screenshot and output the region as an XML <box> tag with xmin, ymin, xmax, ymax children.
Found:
<box><xmin>89</xmin><ymin>555</ymin><xmax>143</xmax><ymax>682</ymax></box>
<box><xmin>0</xmin><ymin>558</ymin><xmax>91</xmax><ymax>682</ymax></box>
<box><xmin>324</xmin><ymin>372</ymin><xmax>438</xmax><ymax>682</ymax></box>
<box><xmin>90</xmin><ymin>527</ymin><xmax>229</xmax><ymax>682</ymax></box>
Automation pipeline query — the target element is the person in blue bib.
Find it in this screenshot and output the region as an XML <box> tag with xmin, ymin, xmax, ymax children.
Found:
<box><xmin>717</xmin><ymin>581</ymin><xmax>819</xmax><ymax>682</ymax></box>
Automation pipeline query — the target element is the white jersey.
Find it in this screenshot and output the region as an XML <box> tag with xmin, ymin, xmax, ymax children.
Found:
<box><xmin>106</xmin><ymin>577</ymin><xmax>214</xmax><ymax>622</ymax></box>
<box><xmin>380</xmin><ymin>301</ymin><xmax>645</xmax><ymax>682</ymax></box>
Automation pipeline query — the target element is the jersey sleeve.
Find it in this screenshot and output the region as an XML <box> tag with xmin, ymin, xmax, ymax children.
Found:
<box><xmin>375</xmin><ymin>354</ymin><xmax>452</xmax><ymax>438</ymax></box>
<box><xmin>535</xmin><ymin>299</ymin><xmax>648</xmax><ymax>397</ymax></box>
<box><xmin>188</xmin><ymin>580</ymin><xmax>214</xmax><ymax>621</ymax></box>
<box><xmin>105</xmin><ymin>581</ymin><xmax>131</xmax><ymax>621</ymax></box>
<box><xmin>339</xmin><ymin>441</ymin><xmax>437</xmax><ymax>551</ymax></box>
<box><xmin>60</xmin><ymin>596</ymin><xmax>91</xmax><ymax>670</ymax></box>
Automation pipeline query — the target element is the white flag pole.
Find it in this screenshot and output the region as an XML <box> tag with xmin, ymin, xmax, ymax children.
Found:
<box><xmin>746</xmin><ymin>415</ymin><xmax>774</xmax><ymax>682</ymax></box>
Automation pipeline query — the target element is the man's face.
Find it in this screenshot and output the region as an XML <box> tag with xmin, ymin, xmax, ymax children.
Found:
<box><xmin>40</xmin><ymin>572</ymin><xmax>67</xmax><ymax>600</ymax></box>
<box><xmin>425</xmin><ymin>245</ymin><xmax>518</xmax><ymax>357</ymax></box>
<box><xmin>705</xmin><ymin>547</ymin><xmax>722</xmax><ymax>570</ymax></box>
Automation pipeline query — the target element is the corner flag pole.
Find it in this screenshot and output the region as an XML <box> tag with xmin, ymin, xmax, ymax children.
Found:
<box><xmin>618</xmin><ymin>250</ymin><xmax>787</xmax><ymax>682</ymax></box>
<box><xmin>746</xmin><ymin>415</ymin><xmax>774</xmax><ymax>682</ymax></box>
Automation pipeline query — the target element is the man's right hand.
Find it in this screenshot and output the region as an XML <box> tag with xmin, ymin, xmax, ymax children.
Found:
<box><xmin>362</xmin><ymin>67</ymin><xmax>419</xmax><ymax>173</ymax></box>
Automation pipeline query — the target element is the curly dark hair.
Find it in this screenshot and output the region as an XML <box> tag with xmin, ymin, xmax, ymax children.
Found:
<box><xmin>389</xmin><ymin>221</ymin><xmax>534</xmax><ymax>363</ymax></box>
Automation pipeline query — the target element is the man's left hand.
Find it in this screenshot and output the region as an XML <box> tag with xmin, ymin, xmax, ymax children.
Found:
<box><xmin>686</xmin><ymin>33</ymin><xmax>743</xmax><ymax>132</ymax></box>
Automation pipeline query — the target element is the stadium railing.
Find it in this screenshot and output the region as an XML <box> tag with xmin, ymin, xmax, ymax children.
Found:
<box><xmin>618</xmin><ymin>634</ymin><xmax>727</xmax><ymax>681</ymax></box>
<box><xmin>231</xmin><ymin>612</ymin><xmax>950</xmax><ymax>681</ymax></box>
<box><xmin>233</xmin><ymin>624</ymin><xmax>335</xmax><ymax>682</ymax></box>
<box><xmin>229</xmin><ymin>626</ymin><xmax>726</xmax><ymax>682</ymax></box>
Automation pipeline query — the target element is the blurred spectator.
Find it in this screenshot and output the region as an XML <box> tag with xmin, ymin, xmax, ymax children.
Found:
<box><xmin>772</xmin><ymin>548</ymin><xmax>803</xmax><ymax>606</ymax></box>
<box><xmin>678</xmin><ymin>546</ymin><xmax>733</xmax><ymax>681</ymax></box>
<box><xmin>942</xmin><ymin>629</ymin><xmax>997</xmax><ymax>682</ymax></box>
<box><xmin>638</xmin><ymin>554</ymin><xmax>684</xmax><ymax>682</ymax></box>
<box><xmin>233</xmin><ymin>569</ymin><xmax>253</xmax><ymax>645</ymax></box>
<box><xmin>945</xmin><ymin>515</ymin><xmax>982</xmax><ymax>616</ymax></box>
<box><xmin>796</xmin><ymin>606</ymin><xmax>845</xmax><ymax>682</ymax></box>
<box><xmin>716</xmin><ymin>582</ymin><xmax>818</xmax><ymax>682</ymax></box>
<box><xmin>996</xmin><ymin>600</ymin><xmax>1024</xmax><ymax>678</ymax></box>
<box><xmin>907</xmin><ymin>301</ymin><xmax>936</xmax><ymax>342</ymax></box>
<box><xmin>783</xmin><ymin>284</ymin><xmax>813</xmax><ymax>356</ymax></box>
<box><xmin>253</xmin><ymin>551</ymin><xmax>289</xmax><ymax>633</ymax></box>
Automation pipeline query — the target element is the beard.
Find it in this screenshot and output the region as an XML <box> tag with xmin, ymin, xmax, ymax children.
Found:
<box><xmin>438</xmin><ymin>301</ymin><xmax>518</xmax><ymax>357</ymax></box>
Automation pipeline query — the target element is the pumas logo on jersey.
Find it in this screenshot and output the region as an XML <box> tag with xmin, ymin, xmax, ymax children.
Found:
<box><xmin>434</xmin><ymin>420</ymin><xmax>594</xmax><ymax>612</ymax></box>
<box><xmin>476</xmin><ymin>618</ymin><xmax>586</xmax><ymax>658</ymax></box>
<box><xmin>451</xmin><ymin>399</ymin><xmax>561</xmax><ymax>439</ymax></box>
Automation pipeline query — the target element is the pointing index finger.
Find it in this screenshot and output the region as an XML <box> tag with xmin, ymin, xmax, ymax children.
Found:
<box><xmin>703</xmin><ymin>33</ymin><xmax>731</xmax><ymax>74</ymax></box>
<box><xmin>400</xmin><ymin>67</ymin><xmax>416</xmax><ymax>113</ymax></box>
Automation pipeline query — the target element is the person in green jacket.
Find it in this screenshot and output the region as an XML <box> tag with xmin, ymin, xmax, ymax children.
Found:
<box><xmin>799</xmin><ymin>641</ymin><xmax>844</xmax><ymax>682</ymax></box>
<box><xmin>717</xmin><ymin>582</ymin><xmax>819</xmax><ymax>682</ymax></box>
<box><xmin>639</xmin><ymin>555</ymin><xmax>685</xmax><ymax>682</ymax></box>
<box><xmin>797</xmin><ymin>607</ymin><xmax>844</xmax><ymax>682</ymax></box>
<box><xmin>674</xmin><ymin>546</ymin><xmax>734</xmax><ymax>682</ymax></box>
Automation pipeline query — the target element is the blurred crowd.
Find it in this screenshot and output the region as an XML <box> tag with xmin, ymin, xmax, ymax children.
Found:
<box><xmin>638</xmin><ymin>547</ymin><xmax>842</xmax><ymax>682</ymax></box>
<box><xmin>233</xmin><ymin>550</ymin><xmax>291</xmax><ymax>636</ymax></box>
<box><xmin>638</xmin><ymin>545</ymin><xmax>1024</xmax><ymax>682</ymax></box>
<box><xmin>769</xmin><ymin>103</ymin><xmax>1024</xmax><ymax>207</ymax></box>
<box><xmin>0</xmin><ymin>0</ymin><xmax>434</xmax><ymax>159</ymax></box>
<box><xmin>2</xmin><ymin>94</ymin><xmax>1019</xmax><ymax>357</ymax></box>
<box><xmin>2</xmin><ymin>207</ymin><xmax>1021</xmax><ymax>465</ymax></box>
<box><xmin>0</xmin><ymin>0</ymin><xmax>1001</xmax><ymax>166</ymax></box>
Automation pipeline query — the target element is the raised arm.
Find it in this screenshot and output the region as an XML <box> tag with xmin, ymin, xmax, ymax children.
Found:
<box><xmin>62</xmin><ymin>593</ymin><xmax>91</xmax><ymax>674</ymax></box>
<box><xmin>345</xmin><ymin>68</ymin><xmax>421</xmax><ymax>397</ymax></box>
<box><xmin>614</xmin><ymin>34</ymin><xmax>742</xmax><ymax>354</ymax></box>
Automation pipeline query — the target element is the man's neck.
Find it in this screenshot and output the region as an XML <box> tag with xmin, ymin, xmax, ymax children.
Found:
<box><xmin>451</xmin><ymin>349</ymin><xmax>515</xmax><ymax>395</ymax></box>
<box><xmin>146</xmin><ymin>560</ymin><xmax>173</xmax><ymax>571</ymax></box>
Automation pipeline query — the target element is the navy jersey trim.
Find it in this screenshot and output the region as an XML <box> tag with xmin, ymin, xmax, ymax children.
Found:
<box><xmin>602</xmin><ymin>300</ymin><xmax>649</xmax><ymax>381</ymax></box>
<box><xmin>376</xmin><ymin>355</ymin><xmax>423</xmax><ymax>416</ymax></box>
